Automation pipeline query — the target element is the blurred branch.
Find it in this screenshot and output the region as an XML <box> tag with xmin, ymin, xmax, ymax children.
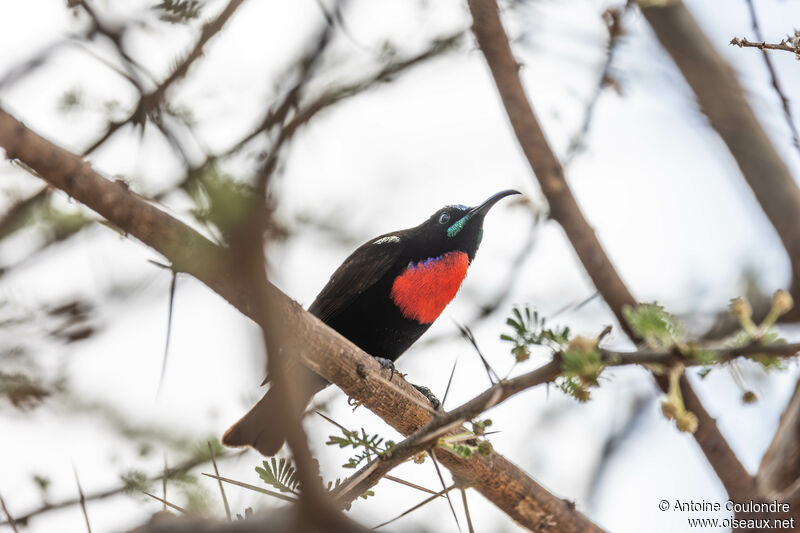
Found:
<box><xmin>334</xmin><ymin>339</ymin><xmax>800</xmax><ymax>509</ymax></box>
<box><xmin>739</xmin><ymin>1</ymin><xmax>800</xmax><ymax>154</ymax></box>
<box><xmin>640</xmin><ymin>1</ymin><xmax>800</xmax><ymax>320</ymax></box>
<box><xmin>0</xmin><ymin>186</ymin><xmax>50</xmax><ymax>241</ymax></box>
<box><xmin>82</xmin><ymin>0</ymin><xmax>245</xmax><ymax>155</ymax></box>
<box><xmin>73</xmin><ymin>0</ymin><xmax>152</xmax><ymax>95</ymax></box>
<box><xmin>0</xmin><ymin>30</ymin><xmax>463</xmax><ymax>281</ymax></box>
<box><xmin>564</xmin><ymin>5</ymin><xmax>630</xmax><ymax>166</ymax></box>
<box><xmin>0</xmin><ymin>106</ymin><xmax>601</xmax><ymax>532</ymax></box>
<box><xmin>467</xmin><ymin>0</ymin><xmax>637</xmax><ymax>340</ymax></box>
<box><xmin>758</xmin><ymin>377</ymin><xmax>800</xmax><ymax>510</ymax></box>
<box><xmin>225</xmin><ymin>29</ymin><xmax>465</xmax><ymax>159</ymax></box>
<box><xmin>2</xmin><ymin>452</ymin><xmax>236</xmax><ymax>528</ymax></box>
<box><xmin>466</xmin><ymin>0</ymin><xmax>757</xmax><ymax>504</ymax></box>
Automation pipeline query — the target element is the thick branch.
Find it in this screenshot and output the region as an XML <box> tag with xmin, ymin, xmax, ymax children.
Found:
<box><xmin>0</xmin><ymin>107</ymin><xmax>600</xmax><ymax>533</ymax></box>
<box><xmin>758</xmin><ymin>377</ymin><xmax>800</xmax><ymax>509</ymax></box>
<box><xmin>467</xmin><ymin>0</ymin><xmax>637</xmax><ymax>340</ymax></box>
<box><xmin>640</xmin><ymin>1</ymin><xmax>800</xmax><ymax>313</ymax></box>
<box><xmin>466</xmin><ymin>0</ymin><xmax>756</xmax><ymax>504</ymax></box>
<box><xmin>334</xmin><ymin>342</ymin><xmax>800</xmax><ymax>507</ymax></box>
<box><xmin>83</xmin><ymin>0</ymin><xmax>245</xmax><ymax>155</ymax></box>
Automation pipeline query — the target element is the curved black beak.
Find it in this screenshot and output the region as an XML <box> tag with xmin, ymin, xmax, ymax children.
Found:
<box><xmin>468</xmin><ymin>189</ymin><xmax>521</xmax><ymax>217</ymax></box>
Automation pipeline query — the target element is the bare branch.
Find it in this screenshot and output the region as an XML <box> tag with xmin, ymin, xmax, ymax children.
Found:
<box><xmin>2</xmin><ymin>452</ymin><xmax>234</xmax><ymax>528</ymax></box>
<box><xmin>467</xmin><ymin>0</ymin><xmax>757</xmax><ymax>504</ymax></box>
<box><xmin>0</xmin><ymin>105</ymin><xmax>602</xmax><ymax>533</ymax></box>
<box><xmin>730</xmin><ymin>36</ymin><xmax>800</xmax><ymax>57</ymax></box>
<box><xmin>83</xmin><ymin>0</ymin><xmax>246</xmax><ymax>155</ymax></box>
<box><xmin>641</xmin><ymin>1</ymin><xmax>800</xmax><ymax>315</ymax></box>
<box><xmin>739</xmin><ymin>1</ymin><xmax>800</xmax><ymax>155</ymax></box>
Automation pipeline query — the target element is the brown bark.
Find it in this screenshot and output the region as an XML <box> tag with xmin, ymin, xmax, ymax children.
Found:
<box><xmin>0</xmin><ymin>107</ymin><xmax>603</xmax><ymax>533</ymax></box>
<box><xmin>467</xmin><ymin>0</ymin><xmax>637</xmax><ymax>341</ymax></box>
<box><xmin>758</xmin><ymin>378</ymin><xmax>800</xmax><ymax>509</ymax></box>
<box><xmin>466</xmin><ymin>0</ymin><xmax>757</xmax><ymax>505</ymax></box>
<box><xmin>640</xmin><ymin>1</ymin><xmax>800</xmax><ymax>310</ymax></box>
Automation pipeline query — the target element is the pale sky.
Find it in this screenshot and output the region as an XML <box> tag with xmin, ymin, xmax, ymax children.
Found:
<box><xmin>1</xmin><ymin>1</ymin><xmax>800</xmax><ymax>532</ymax></box>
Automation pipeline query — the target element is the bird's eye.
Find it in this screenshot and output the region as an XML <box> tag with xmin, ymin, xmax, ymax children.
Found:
<box><xmin>438</xmin><ymin>212</ymin><xmax>450</xmax><ymax>225</ymax></box>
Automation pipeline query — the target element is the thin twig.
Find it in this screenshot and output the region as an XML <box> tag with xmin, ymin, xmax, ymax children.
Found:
<box><xmin>441</xmin><ymin>354</ymin><xmax>459</xmax><ymax>409</ymax></box>
<box><xmin>383</xmin><ymin>475</ymin><xmax>442</xmax><ymax>497</ymax></box>
<box><xmin>1</xmin><ymin>452</ymin><xmax>238</xmax><ymax>527</ymax></box>
<box><xmin>73</xmin><ymin>465</ymin><xmax>92</xmax><ymax>533</ymax></box>
<box><xmin>430</xmin><ymin>451</ymin><xmax>461</xmax><ymax>533</ymax></box>
<box><xmin>740</xmin><ymin>1</ymin><xmax>800</xmax><ymax>154</ymax></box>
<box><xmin>454</xmin><ymin>323</ymin><xmax>498</xmax><ymax>385</ymax></box>
<box><xmin>0</xmin><ymin>491</ymin><xmax>19</xmax><ymax>533</ymax></box>
<box><xmin>208</xmin><ymin>442</ymin><xmax>232</xmax><ymax>521</ymax></box>
<box><xmin>162</xmin><ymin>455</ymin><xmax>168</xmax><ymax>512</ymax></box>
<box><xmin>372</xmin><ymin>484</ymin><xmax>456</xmax><ymax>529</ymax></box>
<box><xmin>564</xmin><ymin>5</ymin><xmax>631</xmax><ymax>166</ymax></box>
<box><xmin>730</xmin><ymin>36</ymin><xmax>800</xmax><ymax>56</ymax></box>
<box><xmin>142</xmin><ymin>491</ymin><xmax>187</xmax><ymax>514</ymax></box>
<box><xmin>200</xmin><ymin>473</ymin><xmax>297</xmax><ymax>504</ymax></box>
<box><xmin>82</xmin><ymin>0</ymin><xmax>246</xmax><ymax>155</ymax></box>
<box><xmin>460</xmin><ymin>488</ymin><xmax>475</xmax><ymax>533</ymax></box>
<box><xmin>157</xmin><ymin>271</ymin><xmax>178</xmax><ymax>396</ymax></box>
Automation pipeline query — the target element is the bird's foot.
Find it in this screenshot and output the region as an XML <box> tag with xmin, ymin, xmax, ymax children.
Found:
<box><xmin>412</xmin><ymin>384</ymin><xmax>441</xmax><ymax>410</ymax></box>
<box><xmin>374</xmin><ymin>357</ymin><xmax>396</xmax><ymax>381</ymax></box>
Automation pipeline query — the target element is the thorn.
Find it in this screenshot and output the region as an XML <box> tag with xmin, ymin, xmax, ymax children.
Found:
<box><xmin>208</xmin><ymin>442</ymin><xmax>232</xmax><ymax>521</ymax></box>
<box><xmin>73</xmin><ymin>464</ymin><xmax>92</xmax><ymax>533</ymax></box>
<box><xmin>156</xmin><ymin>270</ymin><xmax>178</xmax><ymax>397</ymax></box>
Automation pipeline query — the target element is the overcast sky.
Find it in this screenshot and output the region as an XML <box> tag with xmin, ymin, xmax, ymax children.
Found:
<box><xmin>2</xmin><ymin>1</ymin><xmax>800</xmax><ymax>532</ymax></box>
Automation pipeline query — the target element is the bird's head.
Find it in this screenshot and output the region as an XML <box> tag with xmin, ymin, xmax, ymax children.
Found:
<box><xmin>413</xmin><ymin>189</ymin><xmax>521</xmax><ymax>260</ymax></box>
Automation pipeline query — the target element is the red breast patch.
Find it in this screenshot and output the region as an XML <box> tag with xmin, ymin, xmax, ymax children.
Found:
<box><xmin>390</xmin><ymin>251</ymin><xmax>470</xmax><ymax>324</ymax></box>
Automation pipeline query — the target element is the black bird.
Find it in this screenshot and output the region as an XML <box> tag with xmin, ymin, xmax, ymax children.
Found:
<box><xmin>223</xmin><ymin>189</ymin><xmax>520</xmax><ymax>456</ymax></box>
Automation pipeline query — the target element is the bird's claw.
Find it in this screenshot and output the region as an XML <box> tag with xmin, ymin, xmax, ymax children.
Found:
<box><xmin>374</xmin><ymin>357</ymin><xmax>396</xmax><ymax>381</ymax></box>
<box><xmin>412</xmin><ymin>384</ymin><xmax>441</xmax><ymax>410</ymax></box>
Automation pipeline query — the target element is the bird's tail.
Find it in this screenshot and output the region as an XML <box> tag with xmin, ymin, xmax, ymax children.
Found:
<box><xmin>223</xmin><ymin>368</ymin><xmax>326</xmax><ymax>456</ymax></box>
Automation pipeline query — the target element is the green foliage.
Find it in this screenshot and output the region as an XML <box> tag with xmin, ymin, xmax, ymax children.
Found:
<box><xmin>58</xmin><ymin>87</ymin><xmax>83</xmax><ymax>114</ymax></box>
<box><xmin>660</xmin><ymin>365</ymin><xmax>698</xmax><ymax>433</ymax></box>
<box><xmin>154</xmin><ymin>0</ymin><xmax>202</xmax><ymax>23</ymax></box>
<box><xmin>252</xmin><ymin>458</ymin><xmax>375</xmax><ymax>509</ymax></box>
<box><xmin>121</xmin><ymin>469</ymin><xmax>150</xmax><ymax>494</ymax></box>
<box><xmin>470</xmin><ymin>418</ymin><xmax>492</xmax><ymax>436</ymax></box>
<box><xmin>623</xmin><ymin>303</ymin><xmax>685</xmax><ymax>349</ymax></box>
<box><xmin>683</xmin><ymin>346</ymin><xmax>717</xmax><ymax>365</ymax></box>
<box><xmin>32</xmin><ymin>474</ymin><xmax>50</xmax><ymax>500</ymax></box>
<box><xmin>185</xmin><ymin>164</ymin><xmax>255</xmax><ymax>239</ymax></box>
<box><xmin>730</xmin><ymin>327</ymin><xmax>786</xmax><ymax>371</ymax></box>
<box><xmin>164</xmin><ymin>102</ymin><xmax>197</xmax><ymax>127</ymax></box>
<box><xmin>171</xmin><ymin>472</ymin><xmax>210</xmax><ymax>513</ymax></box>
<box><xmin>440</xmin><ymin>441</ymin><xmax>475</xmax><ymax>459</ymax></box>
<box><xmin>560</xmin><ymin>345</ymin><xmax>603</xmax><ymax>386</ymax></box>
<box><xmin>33</xmin><ymin>205</ymin><xmax>90</xmax><ymax>243</ymax></box>
<box><xmin>556</xmin><ymin>336</ymin><xmax>605</xmax><ymax>402</ymax></box>
<box><xmin>558</xmin><ymin>376</ymin><xmax>590</xmax><ymax>402</ymax></box>
<box><xmin>500</xmin><ymin>305</ymin><xmax>570</xmax><ymax>361</ymax></box>
<box><xmin>255</xmin><ymin>457</ymin><xmax>300</xmax><ymax>494</ymax></box>
<box><xmin>438</xmin><ymin>428</ymin><xmax>494</xmax><ymax>459</ymax></box>
<box><xmin>326</xmin><ymin>427</ymin><xmax>396</xmax><ymax>469</ymax></box>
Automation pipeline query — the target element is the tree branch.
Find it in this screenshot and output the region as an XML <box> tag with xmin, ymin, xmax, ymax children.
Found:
<box><xmin>730</xmin><ymin>36</ymin><xmax>800</xmax><ymax>57</ymax></box>
<box><xmin>83</xmin><ymin>0</ymin><xmax>246</xmax><ymax>155</ymax></box>
<box><xmin>466</xmin><ymin>0</ymin><xmax>756</xmax><ymax>504</ymax></box>
<box><xmin>640</xmin><ymin>1</ymin><xmax>800</xmax><ymax>318</ymax></box>
<box><xmin>333</xmin><ymin>341</ymin><xmax>800</xmax><ymax>508</ymax></box>
<box><xmin>0</xmin><ymin>106</ymin><xmax>601</xmax><ymax>533</ymax></box>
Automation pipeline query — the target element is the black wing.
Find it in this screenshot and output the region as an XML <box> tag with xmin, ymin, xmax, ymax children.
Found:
<box><xmin>308</xmin><ymin>233</ymin><xmax>404</xmax><ymax>323</ymax></box>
